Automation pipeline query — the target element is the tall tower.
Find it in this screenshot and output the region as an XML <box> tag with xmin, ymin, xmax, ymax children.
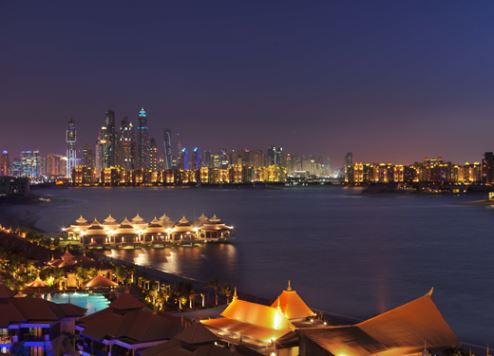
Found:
<box><xmin>149</xmin><ymin>138</ymin><xmax>158</xmax><ymax>172</ymax></box>
<box><xmin>117</xmin><ymin>117</ymin><xmax>135</xmax><ymax>170</ymax></box>
<box><xmin>136</xmin><ymin>107</ymin><xmax>150</xmax><ymax>170</ymax></box>
<box><xmin>0</xmin><ymin>150</ymin><xmax>10</xmax><ymax>176</ymax></box>
<box><xmin>66</xmin><ymin>118</ymin><xmax>77</xmax><ymax>179</ymax></box>
<box><xmin>163</xmin><ymin>129</ymin><xmax>173</xmax><ymax>170</ymax></box>
<box><xmin>104</xmin><ymin>110</ymin><xmax>116</xmax><ymax>167</ymax></box>
<box><xmin>192</xmin><ymin>147</ymin><xmax>201</xmax><ymax>169</ymax></box>
<box><xmin>267</xmin><ymin>146</ymin><xmax>283</xmax><ymax>166</ymax></box>
<box><xmin>95</xmin><ymin>125</ymin><xmax>108</xmax><ymax>176</ymax></box>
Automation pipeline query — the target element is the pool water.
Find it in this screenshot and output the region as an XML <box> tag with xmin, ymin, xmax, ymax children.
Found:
<box><xmin>45</xmin><ymin>292</ymin><xmax>110</xmax><ymax>314</ymax></box>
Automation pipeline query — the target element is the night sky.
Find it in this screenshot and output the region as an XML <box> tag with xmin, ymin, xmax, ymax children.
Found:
<box><xmin>2</xmin><ymin>1</ymin><xmax>494</xmax><ymax>166</ymax></box>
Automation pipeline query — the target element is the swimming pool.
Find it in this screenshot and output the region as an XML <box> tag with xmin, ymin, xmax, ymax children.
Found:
<box><xmin>45</xmin><ymin>292</ymin><xmax>110</xmax><ymax>315</ymax></box>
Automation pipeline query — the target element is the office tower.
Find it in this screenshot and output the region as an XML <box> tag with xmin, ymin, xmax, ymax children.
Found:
<box><xmin>267</xmin><ymin>146</ymin><xmax>283</xmax><ymax>166</ymax></box>
<box><xmin>344</xmin><ymin>152</ymin><xmax>353</xmax><ymax>169</ymax></box>
<box><xmin>95</xmin><ymin>125</ymin><xmax>108</xmax><ymax>175</ymax></box>
<box><xmin>10</xmin><ymin>158</ymin><xmax>22</xmax><ymax>177</ymax></box>
<box><xmin>20</xmin><ymin>150</ymin><xmax>40</xmax><ymax>178</ymax></box>
<box><xmin>163</xmin><ymin>129</ymin><xmax>173</xmax><ymax>170</ymax></box>
<box><xmin>45</xmin><ymin>154</ymin><xmax>67</xmax><ymax>178</ymax></box>
<box><xmin>482</xmin><ymin>152</ymin><xmax>494</xmax><ymax>185</ymax></box>
<box><xmin>177</xmin><ymin>147</ymin><xmax>189</xmax><ymax>170</ymax></box>
<box><xmin>80</xmin><ymin>146</ymin><xmax>95</xmax><ymax>168</ymax></box>
<box><xmin>0</xmin><ymin>150</ymin><xmax>10</xmax><ymax>176</ymax></box>
<box><xmin>117</xmin><ymin>117</ymin><xmax>135</xmax><ymax>170</ymax></box>
<box><xmin>136</xmin><ymin>107</ymin><xmax>150</xmax><ymax>170</ymax></box>
<box><xmin>104</xmin><ymin>110</ymin><xmax>117</xmax><ymax>167</ymax></box>
<box><xmin>192</xmin><ymin>147</ymin><xmax>201</xmax><ymax>169</ymax></box>
<box><xmin>149</xmin><ymin>138</ymin><xmax>158</xmax><ymax>172</ymax></box>
<box><xmin>202</xmin><ymin>150</ymin><xmax>211</xmax><ymax>168</ymax></box>
<box><xmin>66</xmin><ymin>118</ymin><xmax>77</xmax><ymax>178</ymax></box>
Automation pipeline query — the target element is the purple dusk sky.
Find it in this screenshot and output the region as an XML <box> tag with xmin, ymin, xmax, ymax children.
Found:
<box><xmin>2</xmin><ymin>1</ymin><xmax>494</xmax><ymax>166</ymax></box>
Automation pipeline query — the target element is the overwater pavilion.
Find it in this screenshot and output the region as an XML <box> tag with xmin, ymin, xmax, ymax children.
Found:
<box><xmin>64</xmin><ymin>213</ymin><xmax>233</xmax><ymax>247</ymax></box>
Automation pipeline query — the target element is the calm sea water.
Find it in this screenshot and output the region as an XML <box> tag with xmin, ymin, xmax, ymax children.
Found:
<box><xmin>4</xmin><ymin>186</ymin><xmax>494</xmax><ymax>344</ymax></box>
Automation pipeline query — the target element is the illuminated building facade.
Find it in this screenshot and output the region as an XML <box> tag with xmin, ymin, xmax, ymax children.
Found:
<box><xmin>65</xmin><ymin>118</ymin><xmax>77</xmax><ymax>179</ymax></box>
<box><xmin>44</xmin><ymin>154</ymin><xmax>67</xmax><ymax>178</ymax></box>
<box><xmin>20</xmin><ymin>150</ymin><xmax>40</xmax><ymax>179</ymax></box>
<box><xmin>163</xmin><ymin>128</ymin><xmax>173</xmax><ymax>170</ymax></box>
<box><xmin>117</xmin><ymin>117</ymin><xmax>135</xmax><ymax>170</ymax></box>
<box><xmin>136</xmin><ymin>107</ymin><xmax>150</xmax><ymax>170</ymax></box>
<box><xmin>0</xmin><ymin>150</ymin><xmax>10</xmax><ymax>176</ymax></box>
<box><xmin>95</xmin><ymin>125</ymin><xmax>108</xmax><ymax>176</ymax></box>
<box><xmin>104</xmin><ymin>109</ymin><xmax>117</xmax><ymax>167</ymax></box>
<box><xmin>149</xmin><ymin>138</ymin><xmax>158</xmax><ymax>172</ymax></box>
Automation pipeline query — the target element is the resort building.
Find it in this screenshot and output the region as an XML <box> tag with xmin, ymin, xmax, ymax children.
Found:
<box><xmin>64</xmin><ymin>213</ymin><xmax>233</xmax><ymax>247</ymax></box>
<box><xmin>142</xmin><ymin>322</ymin><xmax>244</xmax><ymax>356</ymax></box>
<box><xmin>0</xmin><ymin>283</ymin><xmax>86</xmax><ymax>355</ymax></box>
<box><xmin>297</xmin><ymin>289</ymin><xmax>459</xmax><ymax>356</ymax></box>
<box><xmin>201</xmin><ymin>284</ymin><xmax>460</xmax><ymax>356</ymax></box>
<box><xmin>75</xmin><ymin>290</ymin><xmax>185</xmax><ymax>355</ymax></box>
<box><xmin>201</xmin><ymin>288</ymin><xmax>298</xmax><ymax>355</ymax></box>
<box><xmin>45</xmin><ymin>249</ymin><xmax>114</xmax><ymax>290</ymax></box>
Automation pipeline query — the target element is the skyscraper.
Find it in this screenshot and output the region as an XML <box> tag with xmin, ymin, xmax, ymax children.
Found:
<box><xmin>66</xmin><ymin>118</ymin><xmax>77</xmax><ymax>179</ymax></box>
<box><xmin>149</xmin><ymin>138</ymin><xmax>158</xmax><ymax>172</ymax></box>
<box><xmin>44</xmin><ymin>154</ymin><xmax>67</xmax><ymax>178</ymax></box>
<box><xmin>117</xmin><ymin>117</ymin><xmax>135</xmax><ymax>170</ymax></box>
<box><xmin>0</xmin><ymin>150</ymin><xmax>10</xmax><ymax>176</ymax></box>
<box><xmin>482</xmin><ymin>152</ymin><xmax>494</xmax><ymax>185</ymax></box>
<box><xmin>80</xmin><ymin>146</ymin><xmax>95</xmax><ymax>168</ymax></box>
<box><xmin>136</xmin><ymin>107</ymin><xmax>150</xmax><ymax>170</ymax></box>
<box><xmin>267</xmin><ymin>146</ymin><xmax>283</xmax><ymax>166</ymax></box>
<box><xmin>192</xmin><ymin>147</ymin><xmax>201</xmax><ymax>169</ymax></box>
<box><xmin>104</xmin><ymin>110</ymin><xmax>117</xmax><ymax>167</ymax></box>
<box><xmin>95</xmin><ymin>125</ymin><xmax>108</xmax><ymax>176</ymax></box>
<box><xmin>20</xmin><ymin>150</ymin><xmax>40</xmax><ymax>178</ymax></box>
<box><xmin>177</xmin><ymin>147</ymin><xmax>189</xmax><ymax>170</ymax></box>
<box><xmin>163</xmin><ymin>129</ymin><xmax>173</xmax><ymax>170</ymax></box>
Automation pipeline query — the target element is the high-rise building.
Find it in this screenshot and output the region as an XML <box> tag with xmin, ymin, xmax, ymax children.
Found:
<box><xmin>177</xmin><ymin>147</ymin><xmax>189</xmax><ymax>170</ymax></box>
<box><xmin>163</xmin><ymin>129</ymin><xmax>173</xmax><ymax>170</ymax></box>
<box><xmin>344</xmin><ymin>152</ymin><xmax>353</xmax><ymax>169</ymax></box>
<box><xmin>44</xmin><ymin>154</ymin><xmax>67</xmax><ymax>178</ymax></box>
<box><xmin>95</xmin><ymin>125</ymin><xmax>108</xmax><ymax>176</ymax></box>
<box><xmin>136</xmin><ymin>107</ymin><xmax>150</xmax><ymax>170</ymax></box>
<box><xmin>267</xmin><ymin>146</ymin><xmax>283</xmax><ymax>166</ymax></box>
<box><xmin>0</xmin><ymin>150</ymin><xmax>10</xmax><ymax>176</ymax></box>
<box><xmin>66</xmin><ymin>119</ymin><xmax>77</xmax><ymax>179</ymax></box>
<box><xmin>482</xmin><ymin>152</ymin><xmax>494</xmax><ymax>185</ymax></box>
<box><xmin>20</xmin><ymin>150</ymin><xmax>40</xmax><ymax>178</ymax></box>
<box><xmin>149</xmin><ymin>138</ymin><xmax>158</xmax><ymax>172</ymax></box>
<box><xmin>80</xmin><ymin>146</ymin><xmax>95</xmax><ymax>168</ymax></box>
<box><xmin>192</xmin><ymin>147</ymin><xmax>201</xmax><ymax>169</ymax></box>
<box><xmin>104</xmin><ymin>110</ymin><xmax>117</xmax><ymax>167</ymax></box>
<box><xmin>11</xmin><ymin>159</ymin><xmax>22</xmax><ymax>177</ymax></box>
<box><xmin>117</xmin><ymin>117</ymin><xmax>135</xmax><ymax>170</ymax></box>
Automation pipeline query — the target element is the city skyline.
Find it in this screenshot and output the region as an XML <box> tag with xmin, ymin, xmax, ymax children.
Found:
<box><xmin>3</xmin><ymin>1</ymin><xmax>494</xmax><ymax>165</ymax></box>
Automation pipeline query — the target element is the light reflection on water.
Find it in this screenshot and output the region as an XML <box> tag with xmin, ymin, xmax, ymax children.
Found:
<box><xmin>109</xmin><ymin>244</ymin><xmax>238</xmax><ymax>281</ymax></box>
<box><xmin>8</xmin><ymin>186</ymin><xmax>494</xmax><ymax>344</ymax></box>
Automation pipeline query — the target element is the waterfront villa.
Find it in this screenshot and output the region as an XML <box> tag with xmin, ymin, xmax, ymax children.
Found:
<box><xmin>75</xmin><ymin>290</ymin><xmax>185</xmax><ymax>355</ymax></box>
<box><xmin>64</xmin><ymin>213</ymin><xmax>233</xmax><ymax>247</ymax></box>
<box><xmin>0</xmin><ymin>283</ymin><xmax>86</xmax><ymax>355</ymax></box>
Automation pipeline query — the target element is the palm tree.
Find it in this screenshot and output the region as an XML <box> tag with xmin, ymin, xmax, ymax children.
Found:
<box><xmin>178</xmin><ymin>295</ymin><xmax>187</xmax><ymax>311</ymax></box>
<box><xmin>188</xmin><ymin>289</ymin><xmax>196</xmax><ymax>309</ymax></box>
<box><xmin>223</xmin><ymin>285</ymin><xmax>232</xmax><ymax>304</ymax></box>
<box><xmin>207</xmin><ymin>279</ymin><xmax>220</xmax><ymax>306</ymax></box>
